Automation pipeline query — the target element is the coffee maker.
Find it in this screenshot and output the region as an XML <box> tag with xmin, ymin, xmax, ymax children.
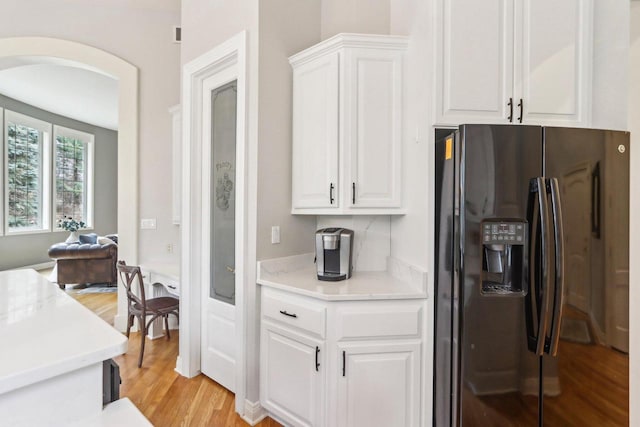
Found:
<box><xmin>315</xmin><ymin>228</ymin><xmax>354</xmax><ymax>281</ymax></box>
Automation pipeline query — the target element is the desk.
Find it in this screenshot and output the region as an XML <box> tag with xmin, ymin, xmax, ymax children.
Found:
<box><xmin>140</xmin><ymin>263</ymin><xmax>180</xmax><ymax>339</ymax></box>
<box><xmin>0</xmin><ymin>269</ymin><xmax>149</xmax><ymax>426</ymax></box>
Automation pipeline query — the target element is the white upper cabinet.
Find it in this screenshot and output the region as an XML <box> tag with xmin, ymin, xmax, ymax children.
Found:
<box><xmin>292</xmin><ymin>52</ymin><xmax>340</xmax><ymax>210</ymax></box>
<box><xmin>290</xmin><ymin>34</ymin><xmax>408</xmax><ymax>215</ymax></box>
<box><xmin>344</xmin><ymin>47</ymin><xmax>403</xmax><ymax>209</ymax></box>
<box><xmin>435</xmin><ymin>0</ymin><xmax>592</xmax><ymax>127</ymax></box>
<box><xmin>436</xmin><ymin>0</ymin><xmax>515</xmax><ymax>124</ymax></box>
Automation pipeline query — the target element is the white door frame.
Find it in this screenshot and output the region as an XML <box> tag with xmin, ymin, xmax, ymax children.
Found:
<box><xmin>179</xmin><ymin>31</ymin><xmax>249</xmax><ymax>416</ymax></box>
<box><xmin>0</xmin><ymin>37</ymin><xmax>139</xmax><ymax>331</ymax></box>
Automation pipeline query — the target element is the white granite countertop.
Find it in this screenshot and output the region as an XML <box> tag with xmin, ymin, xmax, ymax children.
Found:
<box><xmin>257</xmin><ymin>253</ymin><xmax>428</xmax><ymax>301</ymax></box>
<box><xmin>0</xmin><ymin>269</ymin><xmax>127</xmax><ymax>395</ymax></box>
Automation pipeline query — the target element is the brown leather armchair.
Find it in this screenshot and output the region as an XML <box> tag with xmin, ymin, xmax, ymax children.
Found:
<box><xmin>48</xmin><ymin>240</ymin><xmax>118</xmax><ymax>289</ymax></box>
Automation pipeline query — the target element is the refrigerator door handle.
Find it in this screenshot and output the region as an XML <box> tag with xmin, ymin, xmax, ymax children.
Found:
<box><xmin>535</xmin><ymin>177</ymin><xmax>552</xmax><ymax>356</ymax></box>
<box><xmin>546</xmin><ymin>178</ymin><xmax>565</xmax><ymax>356</ymax></box>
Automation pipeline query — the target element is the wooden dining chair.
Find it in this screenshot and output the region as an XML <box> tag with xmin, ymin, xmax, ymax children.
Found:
<box><xmin>116</xmin><ymin>260</ymin><xmax>179</xmax><ymax>368</ymax></box>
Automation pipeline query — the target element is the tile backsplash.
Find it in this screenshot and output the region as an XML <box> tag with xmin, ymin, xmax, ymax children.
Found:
<box><xmin>316</xmin><ymin>215</ymin><xmax>390</xmax><ymax>272</ymax></box>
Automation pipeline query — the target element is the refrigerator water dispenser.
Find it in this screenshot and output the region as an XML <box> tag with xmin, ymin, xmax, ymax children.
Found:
<box><xmin>481</xmin><ymin>219</ymin><xmax>527</xmax><ymax>296</ymax></box>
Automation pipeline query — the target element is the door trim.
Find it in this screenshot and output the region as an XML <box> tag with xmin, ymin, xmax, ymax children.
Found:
<box><xmin>180</xmin><ymin>31</ymin><xmax>249</xmax><ymax>416</ymax></box>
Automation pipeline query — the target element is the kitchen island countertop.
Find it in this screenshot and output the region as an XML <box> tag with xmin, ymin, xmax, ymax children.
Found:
<box><xmin>0</xmin><ymin>269</ymin><xmax>127</xmax><ymax>395</ymax></box>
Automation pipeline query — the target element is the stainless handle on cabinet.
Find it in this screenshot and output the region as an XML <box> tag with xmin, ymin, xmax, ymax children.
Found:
<box><xmin>535</xmin><ymin>177</ymin><xmax>552</xmax><ymax>356</ymax></box>
<box><xmin>352</xmin><ymin>182</ymin><xmax>356</xmax><ymax>204</ymax></box>
<box><xmin>342</xmin><ymin>350</ymin><xmax>346</xmax><ymax>377</ymax></box>
<box><xmin>547</xmin><ymin>178</ymin><xmax>565</xmax><ymax>356</ymax></box>
<box><xmin>279</xmin><ymin>310</ymin><xmax>297</xmax><ymax>318</ymax></box>
<box><xmin>507</xmin><ymin>98</ymin><xmax>513</xmax><ymax>122</ymax></box>
<box><xmin>517</xmin><ymin>98</ymin><xmax>523</xmax><ymax>123</ymax></box>
<box><xmin>315</xmin><ymin>346</ymin><xmax>320</xmax><ymax>372</ymax></box>
<box><xmin>330</xmin><ymin>183</ymin><xmax>335</xmax><ymax>204</ymax></box>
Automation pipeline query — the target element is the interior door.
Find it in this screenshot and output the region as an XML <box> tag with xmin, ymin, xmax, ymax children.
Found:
<box><xmin>201</xmin><ymin>80</ymin><xmax>238</xmax><ymax>392</ymax></box>
<box><xmin>560</xmin><ymin>163</ymin><xmax>591</xmax><ymax>313</ymax></box>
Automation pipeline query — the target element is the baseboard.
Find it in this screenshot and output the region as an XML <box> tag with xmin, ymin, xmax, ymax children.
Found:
<box><xmin>520</xmin><ymin>375</ymin><xmax>561</xmax><ymax>396</ymax></box>
<box><xmin>113</xmin><ymin>314</ymin><xmax>129</xmax><ymax>333</ymax></box>
<box><xmin>240</xmin><ymin>399</ymin><xmax>267</xmax><ymax>426</ymax></box>
<box><xmin>174</xmin><ymin>356</ymin><xmax>201</xmax><ymax>378</ymax></box>
<box><xmin>174</xmin><ymin>355</ymin><xmax>185</xmax><ymax>376</ymax></box>
<box><xmin>18</xmin><ymin>261</ymin><xmax>56</xmax><ymax>271</ymax></box>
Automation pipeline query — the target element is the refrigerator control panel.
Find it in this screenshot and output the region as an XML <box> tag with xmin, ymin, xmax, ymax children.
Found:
<box><xmin>481</xmin><ymin>219</ymin><xmax>527</xmax><ymax>297</ymax></box>
<box><xmin>482</xmin><ymin>222</ymin><xmax>526</xmax><ymax>245</ymax></box>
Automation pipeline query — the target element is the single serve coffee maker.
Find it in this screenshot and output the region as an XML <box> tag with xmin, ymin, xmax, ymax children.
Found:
<box><xmin>315</xmin><ymin>228</ymin><xmax>354</xmax><ymax>281</ymax></box>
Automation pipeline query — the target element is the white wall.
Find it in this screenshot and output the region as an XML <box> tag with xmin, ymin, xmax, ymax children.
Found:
<box><xmin>321</xmin><ymin>0</ymin><xmax>390</xmax><ymax>39</ymax></box>
<box><xmin>256</xmin><ymin>0</ymin><xmax>319</xmax><ymax>261</ymax></box>
<box><xmin>388</xmin><ymin>0</ymin><xmax>431</xmax><ymax>274</ymax></box>
<box><xmin>180</xmin><ymin>0</ymin><xmax>258</xmax><ymax>65</ymax></box>
<box><xmin>628</xmin><ymin>4</ymin><xmax>640</xmax><ymax>426</ymax></box>
<box><xmin>0</xmin><ymin>0</ymin><xmax>182</xmax><ymax>267</ymax></box>
<box><xmin>388</xmin><ymin>1</ymin><xmax>434</xmax><ymax>424</ymax></box>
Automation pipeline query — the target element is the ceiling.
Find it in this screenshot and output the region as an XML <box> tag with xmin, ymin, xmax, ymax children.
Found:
<box><xmin>0</xmin><ymin>58</ymin><xmax>118</xmax><ymax>130</ymax></box>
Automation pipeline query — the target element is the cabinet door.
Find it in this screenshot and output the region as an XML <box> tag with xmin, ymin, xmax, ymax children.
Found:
<box><xmin>517</xmin><ymin>0</ymin><xmax>592</xmax><ymax>126</ymax></box>
<box><xmin>291</xmin><ymin>52</ymin><xmax>340</xmax><ymax>210</ymax></box>
<box><xmin>260</xmin><ymin>323</ymin><xmax>324</xmax><ymax>427</ymax></box>
<box><xmin>435</xmin><ymin>0</ymin><xmax>515</xmax><ymax>125</ymax></box>
<box><xmin>335</xmin><ymin>341</ymin><xmax>421</xmax><ymax>427</ymax></box>
<box><xmin>344</xmin><ymin>48</ymin><xmax>403</xmax><ymax>208</ymax></box>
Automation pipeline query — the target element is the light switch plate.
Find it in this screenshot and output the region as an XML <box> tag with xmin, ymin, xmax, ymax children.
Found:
<box><xmin>141</xmin><ymin>218</ymin><xmax>157</xmax><ymax>229</ymax></box>
<box><xmin>271</xmin><ymin>226</ymin><xmax>280</xmax><ymax>244</ymax></box>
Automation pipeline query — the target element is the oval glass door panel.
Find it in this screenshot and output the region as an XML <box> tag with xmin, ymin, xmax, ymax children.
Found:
<box><xmin>211</xmin><ymin>81</ymin><xmax>237</xmax><ymax>305</ymax></box>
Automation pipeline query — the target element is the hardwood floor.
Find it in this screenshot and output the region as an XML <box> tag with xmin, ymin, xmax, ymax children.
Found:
<box><xmin>115</xmin><ymin>330</ymin><xmax>281</xmax><ymax>427</ymax></box>
<box><xmin>38</xmin><ymin>270</ymin><xmax>281</xmax><ymax>427</ymax></box>
<box><xmin>459</xmin><ymin>306</ymin><xmax>629</xmax><ymax>426</ymax></box>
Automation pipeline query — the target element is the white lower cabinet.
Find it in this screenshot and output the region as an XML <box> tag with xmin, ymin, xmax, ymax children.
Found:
<box><xmin>260</xmin><ymin>323</ymin><xmax>325</xmax><ymax>427</ymax></box>
<box><xmin>335</xmin><ymin>341</ymin><xmax>421</xmax><ymax>427</ymax></box>
<box><xmin>259</xmin><ymin>287</ymin><xmax>425</xmax><ymax>427</ymax></box>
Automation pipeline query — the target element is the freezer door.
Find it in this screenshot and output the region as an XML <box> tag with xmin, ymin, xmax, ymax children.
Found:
<box><xmin>542</xmin><ymin>128</ymin><xmax>629</xmax><ymax>426</ymax></box>
<box><xmin>459</xmin><ymin>124</ymin><xmax>542</xmax><ymax>426</ymax></box>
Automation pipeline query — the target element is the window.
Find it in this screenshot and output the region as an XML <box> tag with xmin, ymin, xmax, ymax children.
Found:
<box><xmin>0</xmin><ymin>112</ymin><xmax>95</xmax><ymax>236</ymax></box>
<box><xmin>4</xmin><ymin>110</ymin><xmax>51</xmax><ymax>234</ymax></box>
<box><xmin>53</xmin><ymin>126</ymin><xmax>94</xmax><ymax>229</ymax></box>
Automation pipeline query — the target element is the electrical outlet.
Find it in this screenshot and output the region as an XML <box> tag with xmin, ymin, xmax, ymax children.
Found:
<box><xmin>271</xmin><ymin>226</ymin><xmax>280</xmax><ymax>244</ymax></box>
<box><xmin>166</xmin><ymin>244</ymin><xmax>173</xmax><ymax>253</ymax></box>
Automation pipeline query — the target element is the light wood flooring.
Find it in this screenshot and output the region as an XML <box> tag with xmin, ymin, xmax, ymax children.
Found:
<box><xmin>40</xmin><ymin>271</ymin><xmax>281</xmax><ymax>427</ymax></box>
<box><xmin>459</xmin><ymin>306</ymin><xmax>629</xmax><ymax>426</ymax></box>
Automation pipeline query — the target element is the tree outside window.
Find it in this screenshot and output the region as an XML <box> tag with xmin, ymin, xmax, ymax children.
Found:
<box><xmin>4</xmin><ymin>110</ymin><xmax>51</xmax><ymax>233</ymax></box>
<box><xmin>53</xmin><ymin>126</ymin><xmax>94</xmax><ymax>229</ymax></box>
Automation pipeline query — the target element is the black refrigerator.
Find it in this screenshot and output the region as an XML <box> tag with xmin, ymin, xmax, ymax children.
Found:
<box><xmin>434</xmin><ymin>124</ymin><xmax>629</xmax><ymax>426</ymax></box>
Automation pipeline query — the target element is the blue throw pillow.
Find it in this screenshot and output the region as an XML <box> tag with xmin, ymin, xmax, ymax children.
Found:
<box><xmin>79</xmin><ymin>233</ymin><xmax>98</xmax><ymax>244</ymax></box>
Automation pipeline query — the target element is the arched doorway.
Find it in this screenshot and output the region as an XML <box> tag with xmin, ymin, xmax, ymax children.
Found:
<box><xmin>0</xmin><ymin>37</ymin><xmax>138</xmax><ymax>331</ymax></box>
